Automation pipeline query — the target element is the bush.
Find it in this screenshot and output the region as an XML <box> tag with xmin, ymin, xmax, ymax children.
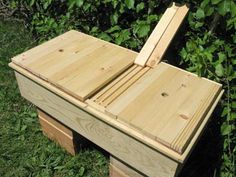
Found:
<box><xmin>1</xmin><ymin>0</ymin><xmax>235</xmax><ymax>176</ymax></box>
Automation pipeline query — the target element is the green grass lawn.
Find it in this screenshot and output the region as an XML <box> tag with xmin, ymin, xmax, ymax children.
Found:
<box><xmin>0</xmin><ymin>19</ymin><xmax>223</xmax><ymax>177</ymax></box>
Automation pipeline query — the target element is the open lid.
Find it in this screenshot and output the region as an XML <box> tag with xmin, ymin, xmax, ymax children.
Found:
<box><xmin>12</xmin><ymin>30</ymin><xmax>136</xmax><ymax>101</ymax></box>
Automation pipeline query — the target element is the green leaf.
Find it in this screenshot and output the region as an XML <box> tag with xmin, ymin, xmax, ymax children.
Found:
<box><xmin>106</xmin><ymin>25</ymin><xmax>121</xmax><ymax>33</ymax></box>
<box><xmin>125</xmin><ymin>0</ymin><xmax>135</xmax><ymax>9</ymax></box>
<box><xmin>78</xmin><ymin>167</ymin><xmax>85</xmax><ymax>176</ymax></box>
<box><xmin>195</xmin><ymin>9</ymin><xmax>205</xmax><ymax>19</ymax></box>
<box><xmin>232</xmin><ymin>102</ymin><xmax>236</xmax><ymax>109</ymax></box>
<box><xmin>218</xmin><ymin>0</ymin><xmax>231</xmax><ymax>16</ymax></box>
<box><xmin>137</xmin><ymin>24</ymin><xmax>150</xmax><ymax>38</ymax></box>
<box><xmin>136</xmin><ymin>2</ymin><xmax>145</xmax><ymax>12</ymax></box>
<box><xmin>115</xmin><ymin>29</ymin><xmax>131</xmax><ymax>45</ymax></box>
<box><xmin>76</xmin><ymin>0</ymin><xmax>84</xmax><ymax>7</ymax></box>
<box><xmin>201</xmin><ymin>0</ymin><xmax>210</xmax><ymax>8</ymax></box>
<box><xmin>205</xmin><ymin>7</ymin><xmax>214</xmax><ymax>16</ymax></box>
<box><xmin>211</xmin><ymin>0</ymin><xmax>222</xmax><ymax>5</ymax></box>
<box><xmin>221</xmin><ymin>123</ymin><xmax>232</xmax><ymax>136</ymax></box>
<box><xmin>98</xmin><ymin>32</ymin><xmax>112</xmax><ymax>42</ymax></box>
<box><xmin>215</xmin><ymin>63</ymin><xmax>224</xmax><ymax>77</ymax></box>
<box><xmin>30</xmin><ymin>0</ymin><xmax>35</xmax><ymax>6</ymax></box>
<box><xmin>110</xmin><ymin>12</ymin><xmax>119</xmax><ymax>25</ymax></box>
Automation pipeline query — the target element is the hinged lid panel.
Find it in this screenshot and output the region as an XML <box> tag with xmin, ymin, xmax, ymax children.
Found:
<box><xmin>105</xmin><ymin>62</ymin><xmax>222</xmax><ymax>154</ymax></box>
<box><xmin>12</xmin><ymin>30</ymin><xmax>136</xmax><ymax>101</ymax></box>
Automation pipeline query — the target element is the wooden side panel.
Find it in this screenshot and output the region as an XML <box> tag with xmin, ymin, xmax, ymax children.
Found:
<box><xmin>15</xmin><ymin>72</ymin><xmax>179</xmax><ymax>177</ymax></box>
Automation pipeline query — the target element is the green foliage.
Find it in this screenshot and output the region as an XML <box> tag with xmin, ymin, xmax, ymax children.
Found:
<box><xmin>1</xmin><ymin>0</ymin><xmax>236</xmax><ymax>176</ymax></box>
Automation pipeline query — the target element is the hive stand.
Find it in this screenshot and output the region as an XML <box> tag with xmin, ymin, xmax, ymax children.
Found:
<box><xmin>9</xmin><ymin>3</ymin><xmax>224</xmax><ymax>177</ymax></box>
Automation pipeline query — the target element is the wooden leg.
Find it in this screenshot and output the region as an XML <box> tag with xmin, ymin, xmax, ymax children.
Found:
<box><xmin>109</xmin><ymin>156</ymin><xmax>145</xmax><ymax>177</ymax></box>
<box><xmin>38</xmin><ymin>109</ymin><xmax>79</xmax><ymax>155</ymax></box>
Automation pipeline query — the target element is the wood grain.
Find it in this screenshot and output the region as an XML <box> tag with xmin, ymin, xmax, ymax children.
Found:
<box><xmin>146</xmin><ymin>5</ymin><xmax>189</xmax><ymax>67</ymax></box>
<box><xmin>15</xmin><ymin>72</ymin><xmax>180</xmax><ymax>177</ymax></box>
<box><xmin>12</xmin><ymin>30</ymin><xmax>136</xmax><ymax>101</ymax></box>
<box><xmin>107</xmin><ymin>62</ymin><xmax>222</xmax><ymax>154</ymax></box>
<box><xmin>134</xmin><ymin>3</ymin><xmax>178</xmax><ymax>66</ymax></box>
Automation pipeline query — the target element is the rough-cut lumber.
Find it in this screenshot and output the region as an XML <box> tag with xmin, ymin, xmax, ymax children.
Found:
<box><xmin>38</xmin><ymin>109</ymin><xmax>77</xmax><ymax>155</ymax></box>
<box><xmin>12</xmin><ymin>30</ymin><xmax>136</xmax><ymax>101</ymax></box>
<box><xmin>134</xmin><ymin>3</ymin><xmax>179</xmax><ymax>66</ymax></box>
<box><xmin>110</xmin><ymin>156</ymin><xmax>144</xmax><ymax>177</ymax></box>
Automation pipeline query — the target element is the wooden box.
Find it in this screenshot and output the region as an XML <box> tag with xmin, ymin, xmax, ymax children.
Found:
<box><xmin>9</xmin><ymin>5</ymin><xmax>223</xmax><ymax>176</ymax></box>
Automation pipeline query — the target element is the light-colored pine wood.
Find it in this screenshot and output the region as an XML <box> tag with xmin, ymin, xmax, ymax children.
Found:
<box><xmin>15</xmin><ymin>72</ymin><xmax>180</xmax><ymax>177</ymax></box>
<box><xmin>12</xmin><ymin>30</ymin><xmax>136</xmax><ymax>101</ymax></box>
<box><xmin>110</xmin><ymin>156</ymin><xmax>144</xmax><ymax>177</ymax></box>
<box><xmin>9</xmin><ymin>61</ymin><xmax>223</xmax><ymax>163</ymax></box>
<box><xmin>101</xmin><ymin>67</ymin><xmax>149</xmax><ymax>107</ymax></box>
<box><xmin>97</xmin><ymin>66</ymin><xmax>142</xmax><ymax>104</ymax></box>
<box><xmin>10</xmin><ymin>62</ymin><xmax>184</xmax><ymax>162</ymax></box>
<box><xmin>134</xmin><ymin>3</ymin><xmax>179</xmax><ymax>66</ymax></box>
<box><xmin>91</xmin><ymin>65</ymin><xmax>137</xmax><ymax>102</ymax></box>
<box><xmin>38</xmin><ymin>109</ymin><xmax>76</xmax><ymax>155</ymax></box>
<box><xmin>107</xmin><ymin>62</ymin><xmax>222</xmax><ymax>154</ymax></box>
<box><xmin>146</xmin><ymin>5</ymin><xmax>189</xmax><ymax>67</ymax></box>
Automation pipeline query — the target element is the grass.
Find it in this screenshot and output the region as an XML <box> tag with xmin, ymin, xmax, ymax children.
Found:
<box><xmin>0</xmin><ymin>19</ymin><xmax>224</xmax><ymax>177</ymax></box>
<box><xmin>0</xmin><ymin>20</ymin><xmax>109</xmax><ymax>177</ymax></box>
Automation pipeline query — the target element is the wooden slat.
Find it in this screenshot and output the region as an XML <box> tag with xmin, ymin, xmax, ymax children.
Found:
<box><xmin>146</xmin><ymin>5</ymin><xmax>189</xmax><ymax>67</ymax></box>
<box><xmin>134</xmin><ymin>3</ymin><xmax>178</xmax><ymax>66</ymax></box>
<box><xmin>101</xmin><ymin>67</ymin><xmax>150</xmax><ymax>107</ymax></box>
<box><xmin>96</xmin><ymin>65</ymin><xmax>140</xmax><ymax>103</ymax></box>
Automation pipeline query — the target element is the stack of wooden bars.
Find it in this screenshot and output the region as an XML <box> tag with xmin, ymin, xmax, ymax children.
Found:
<box><xmin>9</xmin><ymin>3</ymin><xmax>223</xmax><ymax>177</ymax></box>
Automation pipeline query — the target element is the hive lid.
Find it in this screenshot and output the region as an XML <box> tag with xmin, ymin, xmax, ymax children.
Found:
<box><xmin>90</xmin><ymin>62</ymin><xmax>222</xmax><ymax>154</ymax></box>
<box><xmin>12</xmin><ymin>30</ymin><xmax>136</xmax><ymax>101</ymax></box>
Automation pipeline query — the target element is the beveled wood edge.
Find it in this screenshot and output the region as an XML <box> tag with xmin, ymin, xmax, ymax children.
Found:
<box><xmin>9</xmin><ymin>62</ymin><xmax>223</xmax><ymax>163</ymax></box>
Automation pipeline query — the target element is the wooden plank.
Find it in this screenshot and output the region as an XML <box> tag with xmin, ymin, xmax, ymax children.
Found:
<box><xmin>38</xmin><ymin>110</ymin><xmax>76</xmax><ymax>155</ymax></box>
<box><xmin>12</xmin><ymin>30</ymin><xmax>82</xmax><ymax>67</ymax></box>
<box><xmin>15</xmin><ymin>72</ymin><xmax>180</xmax><ymax>177</ymax></box>
<box><xmin>134</xmin><ymin>3</ymin><xmax>178</xmax><ymax>66</ymax></box>
<box><xmin>92</xmin><ymin>65</ymin><xmax>137</xmax><ymax>102</ymax></box>
<box><xmin>146</xmin><ymin>5</ymin><xmax>189</xmax><ymax>67</ymax></box>
<box><xmin>38</xmin><ymin>109</ymin><xmax>73</xmax><ymax>136</ymax></box>
<box><xmin>12</xmin><ymin>30</ymin><xmax>136</xmax><ymax>101</ymax></box>
<box><xmin>110</xmin><ymin>156</ymin><xmax>144</xmax><ymax>177</ymax></box>
<box><xmin>96</xmin><ymin>66</ymin><xmax>141</xmax><ymax>104</ymax></box>
<box><xmin>101</xmin><ymin>67</ymin><xmax>150</xmax><ymax>107</ymax></box>
<box><xmin>107</xmin><ymin>62</ymin><xmax>222</xmax><ymax>153</ymax></box>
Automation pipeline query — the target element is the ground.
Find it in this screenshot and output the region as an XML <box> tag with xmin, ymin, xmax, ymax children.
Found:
<box><xmin>0</xmin><ymin>19</ymin><xmax>223</xmax><ymax>177</ymax></box>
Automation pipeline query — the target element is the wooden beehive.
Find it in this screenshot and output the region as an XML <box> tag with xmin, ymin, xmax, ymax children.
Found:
<box><xmin>9</xmin><ymin>3</ymin><xmax>223</xmax><ymax>177</ymax></box>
